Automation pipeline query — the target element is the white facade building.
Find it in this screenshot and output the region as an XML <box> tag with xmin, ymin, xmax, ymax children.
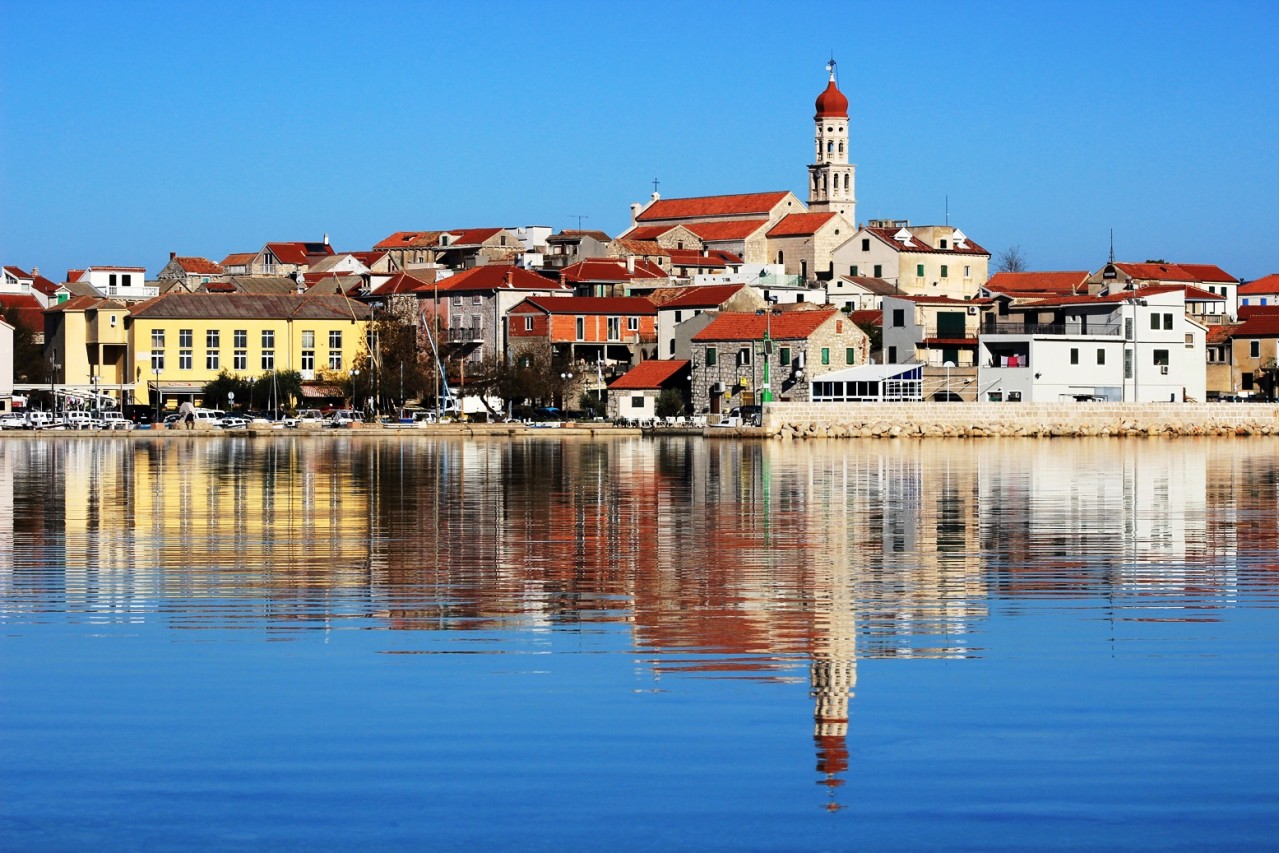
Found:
<box><xmin>978</xmin><ymin>288</ymin><xmax>1205</xmax><ymax>403</ymax></box>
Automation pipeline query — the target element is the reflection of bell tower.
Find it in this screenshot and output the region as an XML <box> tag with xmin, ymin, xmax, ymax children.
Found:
<box><xmin>809</xmin><ymin>502</ymin><xmax>858</xmax><ymax>810</ymax></box>
<box><xmin>808</xmin><ymin>58</ymin><xmax>856</xmax><ymax>221</ymax></box>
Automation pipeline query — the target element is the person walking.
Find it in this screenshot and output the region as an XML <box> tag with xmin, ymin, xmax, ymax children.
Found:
<box><xmin>178</xmin><ymin>399</ymin><xmax>195</xmax><ymax>430</ymax></box>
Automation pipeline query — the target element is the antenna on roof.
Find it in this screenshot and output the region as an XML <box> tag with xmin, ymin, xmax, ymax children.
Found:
<box><xmin>569</xmin><ymin>214</ymin><xmax>589</xmax><ymax>230</ymax></box>
<box><xmin>1108</xmin><ymin>229</ymin><xmax>1115</xmax><ymax>264</ymax></box>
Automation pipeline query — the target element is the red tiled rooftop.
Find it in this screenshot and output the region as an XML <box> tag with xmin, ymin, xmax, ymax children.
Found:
<box><xmin>174</xmin><ymin>256</ymin><xmax>224</xmax><ymax>274</ymax></box>
<box><xmin>985</xmin><ymin>271</ymin><xmax>1089</xmax><ymax>295</ymax></box>
<box><xmin>766</xmin><ymin>212</ymin><xmax>837</xmax><ymax>238</ymax></box>
<box><xmin>436</xmin><ymin>265</ymin><xmax>565</xmax><ymax>293</ymax></box>
<box><xmin>443</xmin><ymin>228</ymin><xmax>504</xmax><ymax>246</ymax></box>
<box><xmin>1111</xmin><ymin>262</ymin><xmax>1197</xmax><ymax>282</ymax></box>
<box><xmin>265</xmin><ymin>242</ymin><xmax>333</xmax><ymax>265</ymax></box>
<box><xmin>665</xmin><ymin>249</ymin><xmax>743</xmax><ymax>267</ymax></box>
<box><xmin>659</xmin><ymin>284</ymin><xmax>749</xmax><ymax>309</ymax></box>
<box><xmin>561</xmin><ymin>258</ymin><xmax>666</xmax><ymax>283</ymax></box>
<box><xmin>621</xmin><ymin>225</ymin><xmax>678</xmax><ymax>241</ymax></box>
<box><xmin>1175</xmin><ymin>263</ymin><xmax>1236</xmax><ymax>283</ymax></box>
<box><xmin>692</xmin><ymin>309</ymin><xmax>839</xmax><ymax>342</ymax></box>
<box><xmin>849</xmin><ymin>309</ymin><xmax>882</xmax><ymax>327</ymax></box>
<box><xmin>608</xmin><ymin>360</ymin><xmax>689</xmax><ymax>390</ymax></box>
<box><xmin>683</xmin><ymin>219</ymin><xmax>770</xmax><ymax>241</ymax></box>
<box><xmin>866</xmin><ymin>227</ymin><xmax>989</xmax><ymax>256</ymax></box>
<box><xmin>374</xmin><ymin>231</ymin><xmax>443</xmax><ymax>250</ymax></box>
<box><xmin>637</xmin><ymin>191</ymin><xmax>791</xmax><ymax>222</ymax></box>
<box><xmin>1240</xmin><ymin>274</ymin><xmax>1279</xmax><ymax>295</ymax></box>
<box><xmin>219</xmin><ymin>253</ymin><xmax>255</xmax><ymax>268</ymax></box>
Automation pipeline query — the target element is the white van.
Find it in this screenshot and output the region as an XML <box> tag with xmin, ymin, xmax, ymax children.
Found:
<box><xmin>25</xmin><ymin>411</ymin><xmax>61</xmax><ymax>429</ymax></box>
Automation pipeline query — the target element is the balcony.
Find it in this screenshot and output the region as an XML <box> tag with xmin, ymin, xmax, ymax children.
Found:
<box><xmin>445</xmin><ymin>326</ymin><xmax>484</xmax><ymax>343</ymax></box>
<box><xmin>983</xmin><ymin>321</ymin><xmax>1122</xmax><ymax>337</ymax></box>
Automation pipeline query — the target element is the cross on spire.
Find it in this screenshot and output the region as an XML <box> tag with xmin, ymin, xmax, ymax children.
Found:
<box><xmin>652</xmin><ymin>177</ymin><xmax>660</xmax><ymax>194</ymax></box>
<box><xmin>826</xmin><ymin>55</ymin><xmax>837</xmax><ymax>82</ymax></box>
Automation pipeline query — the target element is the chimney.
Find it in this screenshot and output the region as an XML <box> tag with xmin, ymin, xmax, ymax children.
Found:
<box><xmin>323</xmin><ymin>233</ymin><xmax>330</xmax><ymax>246</ymax></box>
<box><xmin>31</xmin><ymin>267</ymin><xmax>38</xmax><ymax>277</ymax></box>
<box><xmin>170</xmin><ymin>251</ymin><xmax>176</xmax><ymax>260</ymax></box>
<box><xmin>626</xmin><ymin>256</ymin><xmax>635</xmax><ymax>274</ymax></box>
<box><xmin>629</xmin><ymin>202</ymin><xmax>642</xmax><ymax>226</ymax></box>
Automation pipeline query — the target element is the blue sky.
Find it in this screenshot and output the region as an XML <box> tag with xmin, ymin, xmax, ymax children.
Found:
<box><xmin>2</xmin><ymin>0</ymin><xmax>1276</xmax><ymax>281</ymax></box>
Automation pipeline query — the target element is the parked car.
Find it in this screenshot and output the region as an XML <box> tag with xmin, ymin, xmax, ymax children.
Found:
<box><xmin>287</xmin><ymin>410</ymin><xmax>326</xmax><ymax>428</ymax></box>
<box><xmin>25</xmin><ymin>411</ymin><xmax>62</xmax><ymax>430</ymax></box>
<box><xmin>0</xmin><ymin>412</ymin><xmax>28</xmax><ymax>430</ymax></box>
<box><xmin>326</xmin><ymin>409</ymin><xmax>359</xmax><ymax>427</ymax></box>
<box><xmin>100</xmin><ymin>412</ymin><xmax>134</xmax><ymax>430</ymax></box>
<box><xmin>219</xmin><ymin>416</ymin><xmax>250</xmax><ymax>429</ymax></box>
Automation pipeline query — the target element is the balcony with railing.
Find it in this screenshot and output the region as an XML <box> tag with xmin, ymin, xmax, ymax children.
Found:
<box><xmin>982</xmin><ymin>320</ymin><xmax>1122</xmax><ymax>337</ymax></box>
<box><xmin>445</xmin><ymin>326</ymin><xmax>484</xmax><ymax>343</ymax></box>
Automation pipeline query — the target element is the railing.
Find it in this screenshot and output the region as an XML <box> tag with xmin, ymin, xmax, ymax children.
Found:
<box><xmin>445</xmin><ymin>327</ymin><xmax>484</xmax><ymax>343</ymax></box>
<box><xmin>982</xmin><ymin>321</ymin><xmax>1122</xmax><ymax>337</ymax></box>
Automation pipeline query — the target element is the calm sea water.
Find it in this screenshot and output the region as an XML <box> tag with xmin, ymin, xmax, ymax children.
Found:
<box><xmin>2</xmin><ymin>435</ymin><xmax>1277</xmax><ymax>851</ymax></box>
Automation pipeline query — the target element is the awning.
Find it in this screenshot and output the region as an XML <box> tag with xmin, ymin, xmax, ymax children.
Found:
<box><xmin>150</xmin><ymin>381</ymin><xmax>204</xmax><ymax>395</ymax></box>
<box><xmin>301</xmin><ymin>385</ymin><xmax>343</xmax><ymax>398</ymax></box>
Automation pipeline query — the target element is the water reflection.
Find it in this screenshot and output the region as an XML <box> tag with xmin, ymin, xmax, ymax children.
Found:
<box><xmin>3</xmin><ymin>435</ymin><xmax>1278</xmax><ymax>809</ymax></box>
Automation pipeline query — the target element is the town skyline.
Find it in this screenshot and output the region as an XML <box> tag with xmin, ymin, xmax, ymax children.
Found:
<box><xmin>2</xmin><ymin>0</ymin><xmax>1276</xmax><ymax>282</ymax></box>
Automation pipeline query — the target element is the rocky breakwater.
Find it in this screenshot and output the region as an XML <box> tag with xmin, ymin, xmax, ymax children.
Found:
<box><xmin>763</xmin><ymin>402</ymin><xmax>1279</xmax><ymax>440</ymax></box>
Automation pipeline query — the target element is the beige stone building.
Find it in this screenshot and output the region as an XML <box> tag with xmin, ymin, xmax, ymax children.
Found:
<box><xmin>831</xmin><ymin>221</ymin><xmax>989</xmax><ymax>300</ymax></box>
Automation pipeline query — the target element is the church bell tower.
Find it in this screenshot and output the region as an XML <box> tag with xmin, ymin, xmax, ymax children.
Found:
<box><xmin>808</xmin><ymin>59</ymin><xmax>855</xmax><ymax>222</ymax></box>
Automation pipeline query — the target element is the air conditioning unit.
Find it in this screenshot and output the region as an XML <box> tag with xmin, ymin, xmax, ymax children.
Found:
<box><xmin>1160</xmin><ymin>365</ymin><xmax>1169</xmax><ymax>375</ymax></box>
<box><xmin>967</xmin><ymin>306</ymin><xmax>977</xmax><ymax>315</ymax></box>
<box><xmin>711</xmin><ymin>382</ymin><xmax>724</xmax><ymax>394</ymax></box>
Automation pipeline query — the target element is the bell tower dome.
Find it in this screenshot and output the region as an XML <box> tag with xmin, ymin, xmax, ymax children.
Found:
<box><xmin>808</xmin><ymin>59</ymin><xmax>855</xmax><ymax>221</ymax></box>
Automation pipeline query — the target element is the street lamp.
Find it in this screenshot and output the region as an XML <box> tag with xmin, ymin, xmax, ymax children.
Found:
<box><xmin>560</xmin><ymin>371</ymin><xmax>574</xmax><ymax>410</ymax></box>
<box><xmin>351</xmin><ymin>369</ymin><xmax>361</xmax><ymax>411</ymax></box>
<box><xmin>759</xmin><ymin>295</ymin><xmax>778</xmax><ymax>404</ymax></box>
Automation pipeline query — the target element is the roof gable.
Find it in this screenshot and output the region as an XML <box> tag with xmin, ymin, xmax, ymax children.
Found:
<box><xmin>608</xmin><ymin>360</ymin><xmax>689</xmax><ymax>390</ymax></box>
<box><xmin>766</xmin><ymin>212</ymin><xmax>837</xmax><ymax>238</ymax></box>
<box><xmin>692</xmin><ymin>309</ymin><xmax>839</xmax><ymax>342</ymax></box>
<box><xmin>659</xmin><ymin>284</ymin><xmax>750</xmax><ymax>309</ymax></box>
<box><xmin>1240</xmin><ymin>274</ymin><xmax>1279</xmax><ymax>295</ymax></box>
<box><xmin>637</xmin><ymin>191</ymin><xmax>792</xmax><ymax>222</ymax></box>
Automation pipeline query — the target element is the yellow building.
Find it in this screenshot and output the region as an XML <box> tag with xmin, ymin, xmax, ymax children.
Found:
<box><xmin>46</xmin><ymin>292</ymin><xmax>372</xmax><ymax>408</ymax></box>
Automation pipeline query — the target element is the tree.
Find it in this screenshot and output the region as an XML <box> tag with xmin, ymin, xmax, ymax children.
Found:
<box><xmin>994</xmin><ymin>245</ymin><xmax>1029</xmax><ymax>273</ymax></box>
<box><xmin>4</xmin><ymin>305</ymin><xmax>48</xmax><ymax>384</ymax></box>
<box><xmin>253</xmin><ymin>369</ymin><xmax>302</xmax><ymax>412</ymax></box>
<box><xmin>852</xmin><ymin>317</ymin><xmax>882</xmax><ymax>357</ymax></box>
<box><xmin>201</xmin><ymin>370</ymin><xmax>254</xmax><ymax>410</ymax></box>
<box><xmin>359</xmin><ymin>307</ymin><xmax>434</xmax><ymax>411</ymax></box>
<box><xmin>655</xmin><ymin>388</ymin><xmax>686</xmax><ymax>417</ymax></box>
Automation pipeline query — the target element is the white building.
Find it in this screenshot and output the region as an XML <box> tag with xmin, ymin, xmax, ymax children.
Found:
<box><xmin>0</xmin><ymin>316</ymin><xmax>13</xmax><ymax>411</ymax></box>
<box><xmin>71</xmin><ymin>266</ymin><xmax>158</xmax><ymax>300</ymax></box>
<box><xmin>977</xmin><ymin>287</ymin><xmax>1205</xmax><ymax>403</ymax></box>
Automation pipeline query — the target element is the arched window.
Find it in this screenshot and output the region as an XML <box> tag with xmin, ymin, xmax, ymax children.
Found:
<box><xmin>777</xmin><ymin>251</ymin><xmax>784</xmax><ymax>264</ymax></box>
<box><xmin>838</xmin><ymin>141</ymin><xmax>844</xmax><ymax>154</ymax></box>
<box><xmin>827</xmin><ymin>141</ymin><xmax>834</xmax><ymax>154</ymax></box>
<box><xmin>844</xmin><ymin>174</ymin><xmax>850</xmax><ymax>192</ymax></box>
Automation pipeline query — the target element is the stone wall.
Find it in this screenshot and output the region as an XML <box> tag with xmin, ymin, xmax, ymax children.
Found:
<box><xmin>763</xmin><ymin>401</ymin><xmax>1279</xmax><ymax>439</ymax></box>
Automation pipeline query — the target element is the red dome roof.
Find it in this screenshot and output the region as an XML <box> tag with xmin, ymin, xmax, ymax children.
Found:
<box><xmin>814</xmin><ymin>80</ymin><xmax>848</xmax><ymax>119</ymax></box>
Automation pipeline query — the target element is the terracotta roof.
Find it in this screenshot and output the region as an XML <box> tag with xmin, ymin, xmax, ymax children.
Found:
<box><xmin>443</xmin><ymin>228</ymin><xmax>504</xmax><ymax>246</ymax></box>
<box><xmin>659</xmin><ymin>284</ymin><xmax>750</xmax><ymax>309</ymax></box>
<box><xmin>0</xmin><ymin>293</ymin><xmax>45</xmax><ymax>330</ymax></box>
<box><xmin>1240</xmin><ymin>274</ymin><xmax>1279</xmax><ymax>295</ymax></box>
<box><xmin>1175</xmin><ymin>263</ymin><xmax>1236</xmax><ymax>283</ymax></box>
<box><xmin>435</xmin><ymin>265</ymin><xmax>565</xmax><ymax>293</ymax></box>
<box><xmin>86</xmin><ymin>266</ymin><xmax>147</xmax><ymax>273</ymax></box>
<box><xmin>985</xmin><ymin>271</ymin><xmax>1089</xmax><ymax>295</ymax></box>
<box><xmin>561</xmin><ymin>258</ymin><xmax>666</xmax><ymax>283</ymax></box>
<box><xmin>516</xmin><ymin>296</ymin><xmax>656</xmax><ymax>316</ymax></box>
<box><xmin>1238</xmin><ymin>305</ymin><xmax>1279</xmax><ymax>319</ymax></box>
<box><xmin>886</xmin><ymin>294</ymin><xmax>992</xmax><ymax>306</ymax></box>
<box><xmin>836</xmin><ymin>276</ymin><xmax>898</xmax><ymax>295</ymax></box>
<box><xmin>608</xmin><ymin>360</ymin><xmax>689</xmax><ymax>390</ymax></box>
<box><xmin>865</xmin><ymin>227</ymin><xmax>989</xmax><ymax>256</ymax></box>
<box><xmin>173</xmin><ymin>256</ymin><xmax>224</xmax><ymax>274</ymax></box>
<box><xmin>66</xmin><ymin>269</ymin><xmax>85</xmax><ymax>282</ymax></box>
<box><xmin>814</xmin><ymin>78</ymin><xmax>848</xmax><ymax>119</ymax></box>
<box><xmin>1229</xmin><ymin>315</ymin><xmax>1279</xmax><ymax>337</ymax></box>
<box><xmin>1175</xmin><ymin>285</ymin><xmax>1226</xmax><ymax>302</ymax></box>
<box><xmin>32</xmin><ymin>273</ymin><xmax>59</xmax><ymax>296</ymax></box>
<box><xmin>374</xmin><ymin>231</ymin><xmax>443</xmax><ymax>250</ymax></box>
<box><xmin>349</xmin><ymin>251</ymin><xmax>388</xmax><ymax>266</ymax></box>
<box><xmin>1109</xmin><ymin>262</ymin><xmax>1198</xmax><ymax>282</ymax></box>
<box><xmin>219</xmin><ymin>253</ymin><xmax>255</xmax><ymax>268</ymax></box>
<box><xmin>42</xmin><ymin>295</ymin><xmax>112</xmax><ymax>313</ymax></box>
<box><xmin>265</xmin><ymin>242</ymin><xmax>333</xmax><ymax>265</ymax></box>
<box><xmin>3</xmin><ymin>265</ymin><xmax>31</xmax><ymax>279</ymax></box>
<box><xmin>637</xmin><ymin>191</ymin><xmax>791</xmax><ymax>222</ymax></box>
<box><xmin>684</xmin><ymin>219</ymin><xmax>770</xmax><ymax>241</ymax></box>
<box><xmin>617</xmin><ymin>225</ymin><xmax>675</xmax><ymax>241</ymax></box>
<box><xmin>849</xmin><ymin>309</ymin><xmax>882</xmax><ymax>327</ymax></box>
<box><xmin>1206</xmin><ymin>325</ymin><xmax>1235</xmax><ymax>344</ymax></box>
<box><xmin>665</xmin><ymin>249</ymin><xmax>743</xmax><ymax>267</ymax></box>
<box><xmin>767</xmin><ymin>212</ymin><xmax>837</xmax><ymax>238</ymax></box>
<box><xmin>609</xmin><ymin>239</ymin><xmax>668</xmax><ymax>257</ymax></box>
<box><xmin>692</xmin><ymin>309</ymin><xmax>839</xmax><ymax>342</ymax></box>
<box><xmin>129</xmin><ymin>291</ymin><xmax>371</xmax><ymax>320</ymax></box>
<box><xmin>548</xmin><ymin>230</ymin><xmax>612</xmax><ymax>242</ymax></box>
<box><xmin>1018</xmin><ymin>288</ymin><xmax>1176</xmax><ymax>308</ymax></box>
<box><xmin>369</xmin><ymin>271</ymin><xmax>443</xmax><ymax>296</ymax></box>
<box><xmin>922</xmin><ymin>337</ymin><xmax>978</xmax><ymax>346</ymax></box>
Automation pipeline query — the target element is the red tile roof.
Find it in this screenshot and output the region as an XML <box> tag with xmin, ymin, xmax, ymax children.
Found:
<box><xmin>684</xmin><ymin>219</ymin><xmax>771</xmax><ymax>241</ymax></box>
<box><xmin>3</xmin><ymin>265</ymin><xmax>31</xmax><ymax>279</ymax></box>
<box><xmin>374</xmin><ymin>231</ymin><xmax>443</xmax><ymax>250</ymax></box>
<box><xmin>637</xmin><ymin>191</ymin><xmax>791</xmax><ymax>222</ymax></box>
<box><xmin>66</xmin><ymin>269</ymin><xmax>85</xmax><ymax>282</ymax></box>
<box><xmin>436</xmin><ymin>265</ymin><xmax>565</xmax><ymax>293</ymax></box>
<box><xmin>665</xmin><ymin>249</ymin><xmax>743</xmax><ymax>267</ymax></box>
<box><xmin>659</xmin><ymin>284</ymin><xmax>750</xmax><ymax>309</ymax></box>
<box><xmin>766</xmin><ymin>212</ymin><xmax>837</xmax><ymax>237</ymax></box>
<box><xmin>516</xmin><ymin>296</ymin><xmax>656</xmax><ymax>316</ymax></box>
<box><xmin>1230</xmin><ymin>315</ymin><xmax>1279</xmax><ymax>337</ymax></box>
<box><xmin>866</xmin><ymin>227</ymin><xmax>989</xmax><ymax>255</ymax></box>
<box><xmin>561</xmin><ymin>258</ymin><xmax>666</xmax><ymax>283</ymax></box>
<box><xmin>985</xmin><ymin>271</ymin><xmax>1089</xmax><ymax>295</ymax></box>
<box><xmin>32</xmin><ymin>273</ymin><xmax>59</xmax><ymax>297</ymax></box>
<box><xmin>692</xmin><ymin>309</ymin><xmax>839</xmax><ymax>342</ymax></box>
<box><xmin>1206</xmin><ymin>325</ymin><xmax>1234</xmax><ymax>344</ymax></box>
<box><xmin>0</xmin><ymin>293</ymin><xmax>45</xmax><ymax>331</ymax></box>
<box><xmin>219</xmin><ymin>253</ymin><xmax>255</xmax><ymax>268</ymax></box>
<box><xmin>1176</xmin><ymin>285</ymin><xmax>1226</xmax><ymax>302</ymax></box>
<box><xmin>1020</xmin><ymin>286</ymin><xmax>1182</xmax><ymax>308</ymax></box>
<box><xmin>349</xmin><ymin>251</ymin><xmax>388</xmax><ymax>267</ymax></box>
<box><xmin>444</xmin><ymin>228</ymin><xmax>504</xmax><ymax>246</ymax></box>
<box><xmin>620</xmin><ymin>225</ymin><xmax>678</xmax><ymax>241</ymax></box>
<box><xmin>1240</xmin><ymin>274</ymin><xmax>1279</xmax><ymax>295</ymax></box>
<box><xmin>174</xmin><ymin>256</ymin><xmax>224</xmax><ymax>274</ymax></box>
<box><xmin>1238</xmin><ymin>305</ymin><xmax>1279</xmax><ymax>319</ymax></box>
<box><xmin>849</xmin><ymin>309</ymin><xmax>882</xmax><ymax>327</ymax></box>
<box><xmin>266</xmin><ymin>242</ymin><xmax>333</xmax><ymax>265</ymax></box>
<box><xmin>608</xmin><ymin>359</ymin><xmax>689</xmax><ymax>390</ymax></box>
<box><xmin>1175</xmin><ymin>263</ymin><xmax>1236</xmax><ymax>283</ymax></box>
<box><xmin>1110</xmin><ymin>262</ymin><xmax>1198</xmax><ymax>282</ymax></box>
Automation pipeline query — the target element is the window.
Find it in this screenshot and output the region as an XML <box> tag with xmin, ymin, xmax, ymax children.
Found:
<box><xmin>1097</xmin><ymin>349</ymin><xmax>1105</xmax><ymax>365</ymax></box>
<box><xmin>234</xmin><ymin>329</ymin><xmax>247</xmax><ymax>349</ymax></box>
<box><xmin>151</xmin><ymin>329</ymin><xmax>165</xmax><ymax>349</ymax></box>
<box><xmin>576</xmin><ymin>317</ymin><xmax>585</xmax><ymax>340</ymax></box>
<box><xmin>939</xmin><ymin>239</ymin><xmax>948</xmax><ymax>249</ymax></box>
<box><xmin>779</xmin><ymin>346</ymin><xmax>790</xmax><ymax>366</ymax></box>
<box><xmin>940</xmin><ymin>265</ymin><xmax>948</xmax><ymax>278</ymax></box>
<box><xmin>301</xmin><ymin>330</ymin><xmax>315</xmax><ymax>372</ymax></box>
<box><xmin>738</xmin><ymin>347</ymin><xmax>751</xmax><ymax>366</ymax></box>
<box><xmin>524</xmin><ymin>316</ymin><xmax>533</xmax><ymax>331</ymax></box>
<box><xmin>668</xmin><ymin>339</ymin><xmax>675</xmax><ymax>355</ymax></box>
<box><xmin>178</xmin><ymin>328</ymin><xmax>192</xmax><ymax>349</ymax></box>
<box><xmin>964</xmin><ymin>265</ymin><xmax>971</xmax><ymax>277</ymax></box>
<box><xmin>627</xmin><ymin>395</ymin><xmax>643</xmax><ymax>409</ymax></box>
<box><xmin>1242</xmin><ymin>372</ymin><xmax>1255</xmax><ymax>390</ymax></box>
<box><xmin>916</xmin><ymin>264</ymin><xmax>925</xmax><ymax>277</ymax></box>
<box><xmin>329</xmin><ymin>330</ymin><xmax>343</xmax><ymax>370</ymax></box>
<box><xmin>861</xmin><ymin>239</ymin><xmax>870</xmax><ymax>252</ymax></box>
<box><xmin>1124</xmin><ymin>349</ymin><xmax>1133</xmax><ymax>379</ymax></box>
<box><xmin>627</xmin><ymin>317</ymin><xmax>639</xmax><ymax>332</ymax></box>
<box><xmin>1163</xmin><ymin>313</ymin><xmax>1173</xmax><ymax>330</ymax></box>
<box><xmin>1154</xmin><ymin>349</ymin><xmax>1169</xmax><ymax>366</ymax></box>
<box><xmin>1070</xmin><ymin>348</ymin><xmax>1079</xmax><ymax>365</ymax></box>
<box><xmin>849</xmin><ymin>265</ymin><xmax>858</xmax><ymax>277</ymax></box>
<box><xmin>234</xmin><ymin>349</ymin><xmax>246</xmax><ymax>371</ymax></box>
<box><xmin>151</xmin><ymin>350</ymin><xmax>164</xmax><ymax>370</ymax></box>
<box><xmin>472</xmin><ymin>294</ymin><xmax>483</xmax><ymax>305</ymax></box>
<box><xmin>706</xmin><ymin>347</ymin><xmax>717</xmax><ymax>367</ymax></box>
<box><xmin>261</xmin><ymin>330</ymin><xmax>275</xmax><ymax>370</ymax></box>
<box><xmin>821</xmin><ymin>348</ymin><xmax>830</xmax><ymax>365</ymax></box>
<box><xmin>892</xmin><ymin>308</ymin><xmax>905</xmax><ymax>327</ymax></box>
<box><xmin>179</xmin><ymin>328</ymin><xmax>192</xmax><ymax>369</ymax></box>
<box><xmin>1250</xmin><ymin>340</ymin><xmax>1261</xmax><ymax>358</ymax></box>
<box><xmin>207</xmin><ymin>349</ymin><xmax>219</xmax><ymax>370</ymax></box>
<box><xmin>888</xmin><ymin>346</ymin><xmax>898</xmax><ymax>362</ymax></box>
<box><xmin>122</xmin><ymin>274</ymin><xmax>131</xmax><ymax>287</ymax></box>
<box><xmin>207</xmin><ymin>330</ymin><xmax>219</xmax><ymax>350</ymax></box>
<box><xmin>873</xmin><ymin>264</ymin><xmax>882</xmax><ymax>278</ymax></box>
<box><xmin>607</xmin><ymin>317</ymin><xmax>621</xmax><ymax>340</ymax></box>
<box><xmin>1150</xmin><ymin>313</ymin><xmax>1159</xmax><ymax>330</ymax></box>
<box><xmin>451</xmin><ymin>295</ymin><xmax>462</xmax><ymax>306</ymax></box>
<box><xmin>109</xmin><ymin>274</ymin><xmax>117</xmax><ymax>287</ymax></box>
<box><xmin>846</xmin><ymin>347</ymin><xmax>856</xmax><ymax>365</ymax></box>
<box><xmin>674</xmin><ymin>310</ymin><xmax>682</xmax><ymax>323</ymax></box>
<box><xmin>1125</xmin><ymin>318</ymin><xmax>1133</xmax><ymax>340</ymax></box>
